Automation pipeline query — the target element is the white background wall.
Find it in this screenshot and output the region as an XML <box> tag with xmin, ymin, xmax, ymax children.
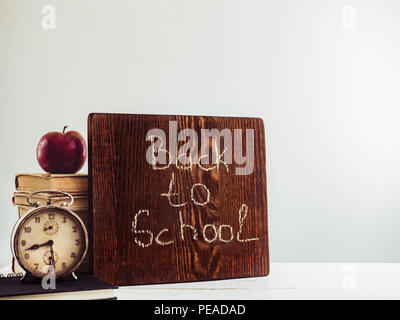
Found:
<box><xmin>0</xmin><ymin>0</ymin><xmax>399</xmax><ymax>268</ymax></box>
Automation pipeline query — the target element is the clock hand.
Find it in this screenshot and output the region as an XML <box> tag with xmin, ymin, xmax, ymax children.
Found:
<box><xmin>49</xmin><ymin>243</ymin><xmax>56</xmax><ymax>270</ymax></box>
<box><xmin>25</xmin><ymin>240</ymin><xmax>54</xmax><ymax>251</ymax></box>
<box><xmin>25</xmin><ymin>244</ymin><xmax>40</xmax><ymax>250</ymax></box>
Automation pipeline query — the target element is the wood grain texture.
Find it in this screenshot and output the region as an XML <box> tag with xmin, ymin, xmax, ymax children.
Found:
<box><xmin>88</xmin><ymin>113</ymin><xmax>269</xmax><ymax>286</ymax></box>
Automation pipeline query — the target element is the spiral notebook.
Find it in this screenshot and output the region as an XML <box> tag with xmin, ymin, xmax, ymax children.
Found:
<box><xmin>0</xmin><ymin>272</ymin><xmax>117</xmax><ymax>300</ymax></box>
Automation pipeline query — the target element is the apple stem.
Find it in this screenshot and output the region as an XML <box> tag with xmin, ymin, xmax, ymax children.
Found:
<box><xmin>63</xmin><ymin>126</ymin><xmax>68</xmax><ymax>134</ymax></box>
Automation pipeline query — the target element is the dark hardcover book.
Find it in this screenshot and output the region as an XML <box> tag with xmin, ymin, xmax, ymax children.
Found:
<box><xmin>0</xmin><ymin>274</ymin><xmax>117</xmax><ymax>300</ymax></box>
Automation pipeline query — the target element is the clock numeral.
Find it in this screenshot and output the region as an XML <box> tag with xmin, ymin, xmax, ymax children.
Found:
<box><xmin>48</xmin><ymin>213</ymin><xmax>55</xmax><ymax>219</ymax></box>
<box><xmin>24</xmin><ymin>253</ymin><xmax>29</xmax><ymax>260</ymax></box>
<box><xmin>23</xmin><ymin>227</ymin><xmax>31</xmax><ymax>233</ymax></box>
<box><xmin>75</xmin><ymin>239</ymin><xmax>80</xmax><ymax>246</ymax></box>
<box><xmin>72</xmin><ymin>226</ymin><xmax>78</xmax><ymax>233</ymax></box>
<box><xmin>34</xmin><ymin>263</ymin><xmax>39</xmax><ymax>270</ymax></box>
<box><xmin>21</xmin><ymin>240</ymin><xmax>26</xmax><ymax>247</ymax></box>
<box><xmin>35</xmin><ymin>217</ymin><xmax>40</xmax><ymax>223</ymax></box>
<box><xmin>71</xmin><ymin>253</ymin><xmax>77</xmax><ymax>259</ymax></box>
<box><xmin>62</xmin><ymin>263</ymin><xmax>67</xmax><ymax>270</ymax></box>
<box><xmin>62</xmin><ymin>216</ymin><xmax>67</xmax><ymax>223</ymax></box>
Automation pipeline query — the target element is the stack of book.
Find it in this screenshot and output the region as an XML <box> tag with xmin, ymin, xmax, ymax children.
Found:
<box><xmin>12</xmin><ymin>173</ymin><xmax>91</xmax><ymax>273</ymax></box>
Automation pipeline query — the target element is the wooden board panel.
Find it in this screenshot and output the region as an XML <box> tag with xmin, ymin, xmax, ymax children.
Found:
<box><xmin>88</xmin><ymin>113</ymin><xmax>269</xmax><ymax>285</ymax></box>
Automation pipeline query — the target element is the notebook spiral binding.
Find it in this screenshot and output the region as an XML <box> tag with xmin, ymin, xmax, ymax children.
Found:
<box><xmin>0</xmin><ymin>272</ymin><xmax>23</xmax><ymax>279</ymax></box>
<box><xmin>0</xmin><ymin>258</ymin><xmax>23</xmax><ymax>279</ymax></box>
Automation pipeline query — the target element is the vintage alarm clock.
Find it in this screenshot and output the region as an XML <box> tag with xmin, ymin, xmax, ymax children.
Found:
<box><xmin>11</xmin><ymin>191</ymin><xmax>88</xmax><ymax>280</ymax></box>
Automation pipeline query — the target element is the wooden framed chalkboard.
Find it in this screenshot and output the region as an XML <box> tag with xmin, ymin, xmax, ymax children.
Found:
<box><xmin>88</xmin><ymin>113</ymin><xmax>269</xmax><ymax>285</ymax></box>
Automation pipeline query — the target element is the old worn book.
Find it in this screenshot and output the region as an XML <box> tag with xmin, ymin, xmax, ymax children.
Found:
<box><xmin>15</xmin><ymin>173</ymin><xmax>88</xmax><ymax>193</ymax></box>
<box><xmin>17</xmin><ymin>205</ymin><xmax>89</xmax><ymax>219</ymax></box>
<box><xmin>0</xmin><ymin>273</ymin><xmax>117</xmax><ymax>300</ymax></box>
<box><xmin>89</xmin><ymin>113</ymin><xmax>269</xmax><ymax>286</ymax></box>
<box><xmin>13</xmin><ymin>191</ymin><xmax>88</xmax><ymax>208</ymax></box>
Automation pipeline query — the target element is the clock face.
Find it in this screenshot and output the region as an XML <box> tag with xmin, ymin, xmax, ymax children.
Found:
<box><xmin>12</xmin><ymin>206</ymin><xmax>88</xmax><ymax>278</ymax></box>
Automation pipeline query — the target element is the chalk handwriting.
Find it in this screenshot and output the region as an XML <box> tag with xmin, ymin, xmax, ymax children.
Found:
<box><xmin>131</xmin><ymin>210</ymin><xmax>153</xmax><ymax>248</ymax></box>
<box><xmin>146</xmin><ymin>121</ymin><xmax>255</xmax><ymax>175</ymax></box>
<box><xmin>203</xmin><ymin>224</ymin><xmax>218</xmax><ymax>243</ymax></box>
<box><xmin>133</xmin><ymin>123</ymin><xmax>260</xmax><ymax>248</ymax></box>
<box><xmin>131</xmin><ymin>204</ymin><xmax>259</xmax><ymax>247</ymax></box>
<box><xmin>155</xmin><ymin>228</ymin><xmax>174</xmax><ymax>246</ymax></box>
<box><xmin>160</xmin><ymin>172</ymin><xmax>188</xmax><ymax>207</ymax></box>
<box><xmin>237</xmin><ymin>204</ymin><xmax>259</xmax><ymax>243</ymax></box>
<box><xmin>190</xmin><ymin>183</ymin><xmax>211</xmax><ymax>207</ymax></box>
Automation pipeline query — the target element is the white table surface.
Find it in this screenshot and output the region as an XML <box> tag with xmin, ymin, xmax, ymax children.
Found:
<box><xmin>116</xmin><ymin>263</ymin><xmax>400</xmax><ymax>300</ymax></box>
<box><xmin>2</xmin><ymin>263</ymin><xmax>400</xmax><ymax>300</ymax></box>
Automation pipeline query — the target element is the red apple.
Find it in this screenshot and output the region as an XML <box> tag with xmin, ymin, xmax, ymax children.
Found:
<box><xmin>36</xmin><ymin>126</ymin><xmax>87</xmax><ymax>174</ymax></box>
